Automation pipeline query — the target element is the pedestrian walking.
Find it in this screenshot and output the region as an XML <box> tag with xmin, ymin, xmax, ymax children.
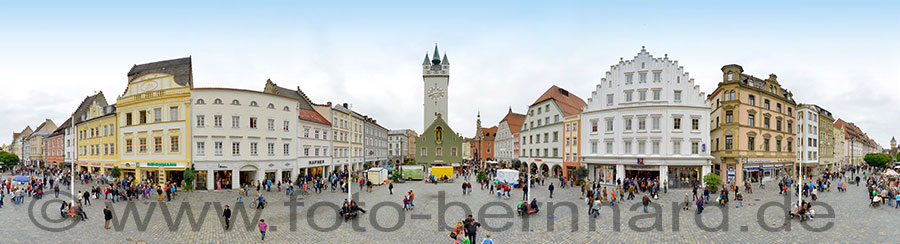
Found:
<box><xmin>642</xmin><ymin>194</ymin><xmax>652</xmax><ymax>213</ymax></box>
<box><xmin>548</xmin><ymin>183</ymin><xmax>554</xmax><ymax>199</ymax></box>
<box><xmin>223</xmin><ymin>205</ymin><xmax>232</xmax><ymax>230</ymax></box>
<box><xmin>463</xmin><ymin>215</ymin><xmax>481</xmax><ymax>244</ymax></box>
<box><xmin>258</xmin><ymin>219</ymin><xmax>268</xmax><ymax>243</ymax></box>
<box><xmin>103</xmin><ymin>206</ymin><xmax>113</xmax><ymax>229</ymax></box>
<box><xmin>388</xmin><ymin>182</ymin><xmax>394</xmax><ymax>195</ymax></box>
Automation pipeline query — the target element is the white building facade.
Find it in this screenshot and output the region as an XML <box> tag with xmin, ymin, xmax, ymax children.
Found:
<box><xmin>191</xmin><ymin>88</ymin><xmax>298</xmax><ymax>190</ymax></box>
<box><xmin>581</xmin><ymin>48</ymin><xmax>712</xmax><ymax>188</ymax></box>
<box><xmin>520</xmin><ymin>86</ymin><xmax>585</xmax><ymax>178</ymax></box>
<box><xmin>494</xmin><ymin>109</ymin><xmax>525</xmax><ymax>163</ymax></box>
<box><xmin>365</xmin><ymin>119</ymin><xmax>389</xmax><ymax>166</ymax></box>
<box><xmin>298</xmin><ymin>107</ymin><xmax>333</xmax><ymax>178</ymax></box>
<box><xmin>796</xmin><ymin>105</ymin><xmax>819</xmax><ymax>175</ymax></box>
<box><xmin>388</xmin><ymin>130</ymin><xmax>409</xmax><ymax>164</ymax></box>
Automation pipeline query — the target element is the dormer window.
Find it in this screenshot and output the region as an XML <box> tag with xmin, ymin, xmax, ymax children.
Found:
<box><xmin>267</xmin><ymin>103</ymin><xmax>275</xmax><ymax>109</ymax></box>
<box><xmin>250</xmin><ymin>101</ymin><xmax>258</xmax><ymax>107</ymax></box>
<box><xmin>231</xmin><ymin>99</ymin><xmax>240</xmax><ymax>105</ymax></box>
<box><xmin>213</xmin><ymin>98</ymin><xmax>223</xmax><ymax>104</ymax></box>
<box><xmin>727</xmin><ymin>72</ymin><xmax>733</xmax><ymax>81</ymax></box>
<box><xmin>283</xmin><ymin>106</ymin><xmax>290</xmax><ymax>111</ymax></box>
<box><xmin>195</xmin><ymin>99</ymin><xmax>205</xmax><ymax>104</ymax></box>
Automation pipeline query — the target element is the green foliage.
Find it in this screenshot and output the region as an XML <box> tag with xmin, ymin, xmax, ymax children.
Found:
<box><xmin>183</xmin><ymin>168</ymin><xmax>196</xmax><ymax>191</ymax></box>
<box><xmin>406</xmin><ymin>160</ymin><xmax>417</xmax><ymax>165</ymax></box>
<box><xmin>499</xmin><ymin>161</ymin><xmax>508</xmax><ymax>168</ymax></box>
<box><xmin>864</xmin><ymin>153</ymin><xmax>891</xmax><ymax>168</ymax></box>
<box><xmin>703</xmin><ymin>173</ymin><xmax>722</xmax><ymax>192</ymax></box>
<box><xmin>110</xmin><ymin>166</ymin><xmax>122</xmax><ymax>179</ymax></box>
<box><xmin>0</xmin><ymin>151</ymin><xmax>19</xmax><ymax>169</ymax></box>
<box><xmin>476</xmin><ymin>170</ymin><xmax>487</xmax><ymax>183</ymax></box>
<box><xmin>511</xmin><ymin>160</ymin><xmax>521</xmax><ymax>169</ymax></box>
<box><xmin>574</xmin><ymin>179</ymin><xmax>585</xmax><ymax>186</ymax></box>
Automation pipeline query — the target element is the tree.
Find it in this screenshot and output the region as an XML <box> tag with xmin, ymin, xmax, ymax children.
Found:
<box><xmin>183</xmin><ymin>168</ymin><xmax>196</xmax><ymax>192</ymax></box>
<box><xmin>511</xmin><ymin>160</ymin><xmax>522</xmax><ymax>169</ymax></box>
<box><xmin>864</xmin><ymin>153</ymin><xmax>890</xmax><ymax>168</ymax></box>
<box><xmin>406</xmin><ymin>160</ymin><xmax>417</xmax><ymax>165</ymax></box>
<box><xmin>703</xmin><ymin>173</ymin><xmax>721</xmax><ymax>192</ymax></box>
<box><xmin>476</xmin><ymin>170</ymin><xmax>487</xmax><ymax>183</ymax></box>
<box><xmin>110</xmin><ymin>166</ymin><xmax>122</xmax><ymax>179</ymax></box>
<box><xmin>0</xmin><ymin>151</ymin><xmax>19</xmax><ymax>169</ymax></box>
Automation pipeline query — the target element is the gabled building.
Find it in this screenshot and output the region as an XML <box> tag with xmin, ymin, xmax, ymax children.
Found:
<box><xmin>416</xmin><ymin>114</ymin><xmax>463</xmax><ymax>168</ymax></box>
<box><xmin>521</xmin><ymin>85</ymin><xmax>586</xmax><ymax>178</ymax></box>
<box><xmin>470</xmin><ymin>112</ymin><xmax>497</xmax><ymax>165</ymax></box>
<box><xmin>44</xmin><ymin>119</ymin><xmax>68</xmax><ymax>168</ymax></box>
<box><xmin>264</xmin><ymin>79</ymin><xmax>334</xmax><ymax>178</ymax></box>
<box><xmin>582</xmin><ymin>48</ymin><xmax>711</xmax><ymax>187</ymax></box>
<box><xmin>25</xmin><ymin>119</ymin><xmax>57</xmax><ymax>166</ymax></box>
<box><xmin>9</xmin><ymin>126</ymin><xmax>33</xmax><ymax>162</ymax></box>
<box><xmin>74</xmin><ymin>91</ymin><xmax>117</xmax><ymax>175</ymax></box>
<box><xmin>116</xmin><ymin>57</ymin><xmax>193</xmax><ymax>186</ymax></box>
<box><xmin>495</xmin><ymin>108</ymin><xmax>525</xmax><ymax>164</ymax></box>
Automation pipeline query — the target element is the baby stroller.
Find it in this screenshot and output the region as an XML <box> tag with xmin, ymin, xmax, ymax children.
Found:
<box><xmin>870</xmin><ymin>196</ymin><xmax>881</xmax><ymax>207</ymax></box>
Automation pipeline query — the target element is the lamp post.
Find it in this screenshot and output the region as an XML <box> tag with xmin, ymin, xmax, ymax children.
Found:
<box><xmin>526</xmin><ymin>111</ymin><xmax>532</xmax><ymax>201</ymax></box>
<box><xmin>347</xmin><ymin>104</ymin><xmax>353</xmax><ymax>202</ymax></box>
<box><xmin>70</xmin><ymin>113</ymin><xmax>76</xmax><ymax>204</ymax></box>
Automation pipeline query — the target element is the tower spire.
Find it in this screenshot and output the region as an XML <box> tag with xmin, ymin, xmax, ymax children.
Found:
<box><xmin>442</xmin><ymin>53</ymin><xmax>449</xmax><ymax>65</ymax></box>
<box><xmin>432</xmin><ymin>44</ymin><xmax>441</xmax><ymax>62</ymax></box>
<box><xmin>423</xmin><ymin>53</ymin><xmax>430</xmax><ymax>65</ymax></box>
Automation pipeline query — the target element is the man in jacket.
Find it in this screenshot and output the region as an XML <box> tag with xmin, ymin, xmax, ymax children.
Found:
<box><xmin>463</xmin><ymin>215</ymin><xmax>481</xmax><ymax>244</ymax></box>
<box><xmin>223</xmin><ymin>205</ymin><xmax>232</xmax><ymax>230</ymax></box>
<box><xmin>548</xmin><ymin>183</ymin><xmax>555</xmax><ymax>199</ymax></box>
<box><xmin>103</xmin><ymin>205</ymin><xmax>113</xmax><ymax>229</ymax></box>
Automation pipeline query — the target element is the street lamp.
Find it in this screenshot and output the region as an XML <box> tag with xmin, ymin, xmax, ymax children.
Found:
<box><xmin>347</xmin><ymin>104</ymin><xmax>353</xmax><ymax>202</ymax></box>
<box><xmin>526</xmin><ymin>111</ymin><xmax>532</xmax><ymax>201</ymax></box>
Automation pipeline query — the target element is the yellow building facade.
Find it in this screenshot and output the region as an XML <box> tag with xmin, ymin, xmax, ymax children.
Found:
<box><xmin>116</xmin><ymin>57</ymin><xmax>193</xmax><ymax>186</ymax></box>
<box><xmin>710</xmin><ymin>65</ymin><xmax>797</xmax><ymax>185</ymax></box>
<box><xmin>75</xmin><ymin>92</ymin><xmax>118</xmax><ymax>175</ymax></box>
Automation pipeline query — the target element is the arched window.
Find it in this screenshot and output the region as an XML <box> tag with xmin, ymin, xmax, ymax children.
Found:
<box><xmin>283</xmin><ymin>106</ymin><xmax>290</xmax><ymax>111</ymax></box>
<box><xmin>195</xmin><ymin>99</ymin><xmax>205</xmax><ymax>104</ymax></box>
<box><xmin>231</xmin><ymin>99</ymin><xmax>240</xmax><ymax>105</ymax></box>
<box><xmin>727</xmin><ymin>72</ymin><xmax>733</xmax><ymax>81</ymax></box>
<box><xmin>250</xmin><ymin>101</ymin><xmax>258</xmax><ymax>107</ymax></box>
<box><xmin>267</xmin><ymin>103</ymin><xmax>275</xmax><ymax>109</ymax></box>
<box><xmin>730</xmin><ymin>91</ymin><xmax>735</xmax><ymax>101</ymax></box>
<box><xmin>214</xmin><ymin>98</ymin><xmax>223</xmax><ymax>104</ymax></box>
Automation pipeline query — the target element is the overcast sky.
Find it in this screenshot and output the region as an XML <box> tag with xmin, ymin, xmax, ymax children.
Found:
<box><xmin>1</xmin><ymin>1</ymin><xmax>898</xmax><ymax>148</ymax></box>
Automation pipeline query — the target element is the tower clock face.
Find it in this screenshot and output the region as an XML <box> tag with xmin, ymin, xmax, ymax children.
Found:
<box><xmin>427</xmin><ymin>86</ymin><xmax>445</xmax><ymax>101</ymax></box>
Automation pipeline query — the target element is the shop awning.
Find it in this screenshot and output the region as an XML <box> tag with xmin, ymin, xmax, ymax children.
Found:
<box><xmin>451</xmin><ymin>163</ymin><xmax>460</xmax><ymax>167</ymax></box>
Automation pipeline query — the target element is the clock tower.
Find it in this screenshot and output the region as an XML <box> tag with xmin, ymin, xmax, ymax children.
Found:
<box><xmin>423</xmin><ymin>44</ymin><xmax>450</xmax><ymax>130</ymax></box>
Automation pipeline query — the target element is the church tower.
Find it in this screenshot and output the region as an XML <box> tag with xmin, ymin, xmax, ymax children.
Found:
<box><xmin>423</xmin><ymin>44</ymin><xmax>450</xmax><ymax>130</ymax></box>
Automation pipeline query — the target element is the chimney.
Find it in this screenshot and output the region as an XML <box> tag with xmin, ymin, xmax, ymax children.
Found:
<box><xmin>343</xmin><ymin>103</ymin><xmax>348</xmax><ymax>109</ymax></box>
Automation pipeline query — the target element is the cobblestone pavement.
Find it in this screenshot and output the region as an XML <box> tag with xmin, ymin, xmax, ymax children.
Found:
<box><xmin>1</xmin><ymin>173</ymin><xmax>899</xmax><ymax>244</ymax></box>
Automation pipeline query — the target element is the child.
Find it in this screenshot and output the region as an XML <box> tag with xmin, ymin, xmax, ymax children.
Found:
<box><xmin>258</xmin><ymin>219</ymin><xmax>268</xmax><ymax>242</ymax></box>
<box><xmin>482</xmin><ymin>233</ymin><xmax>494</xmax><ymax>244</ymax></box>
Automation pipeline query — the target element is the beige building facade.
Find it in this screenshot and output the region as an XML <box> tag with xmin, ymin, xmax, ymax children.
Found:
<box><xmin>709</xmin><ymin>65</ymin><xmax>797</xmax><ymax>185</ymax></box>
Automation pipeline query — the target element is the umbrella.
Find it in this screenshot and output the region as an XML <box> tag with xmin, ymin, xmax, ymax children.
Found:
<box><xmin>884</xmin><ymin>170</ymin><xmax>899</xmax><ymax>177</ymax></box>
<box><xmin>12</xmin><ymin>176</ymin><xmax>30</xmax><ymax>182</ymax></box>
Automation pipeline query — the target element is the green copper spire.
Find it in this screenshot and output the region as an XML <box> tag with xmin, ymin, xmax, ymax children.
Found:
<box><xmin>423</xmin><ymin>54</ymin><xmax>430</xmax><ymax>65</ymax></box>
<box><xmin>432</xmin><ymin>44</ymin><xmax>441</xmax><ymax>62</ymax></box>
<box><xmin>441</xmin><ymin>53</ymin><xmax>449</xmax><ymax>65</ymax></box>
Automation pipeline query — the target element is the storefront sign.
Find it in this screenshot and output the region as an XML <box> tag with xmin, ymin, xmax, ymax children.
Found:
<box><xmin>218</xmin><ymin>164</ymin><xmax>227</xmax><ymax>169</ymax></box>
<box><xmin>746</xmin><ymin>167</ymin><xmax>760</xmax><ymax>171</ymax></box>
<box><xmin>138</xmin><ymin>162</ymin><xmax>184</xmax><ymax>168</ymax></box>
<box><xmin>625</xmin><ymin>165</ymin><xmax>657</xmax><ymax>171</ymax></box>
<box><xmin>309</xmin><ymin>160</ymin><xmax>326</xmax><ymax>165</ymax></box>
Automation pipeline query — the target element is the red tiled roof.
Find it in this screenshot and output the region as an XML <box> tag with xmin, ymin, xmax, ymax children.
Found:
<box><xmin>299</xmin><ymin>108</ymin><xmax>330</xmax><ymax>126</ymax></box>
<box><xmin>500</xmin><ymin>112</ymin><xmax>526</xmax><ymax>134</ymax></box>
<box><xmin>532</xmin><ymin>85</ymin><xmax>586</xmax><ymax>116</ymax></box>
